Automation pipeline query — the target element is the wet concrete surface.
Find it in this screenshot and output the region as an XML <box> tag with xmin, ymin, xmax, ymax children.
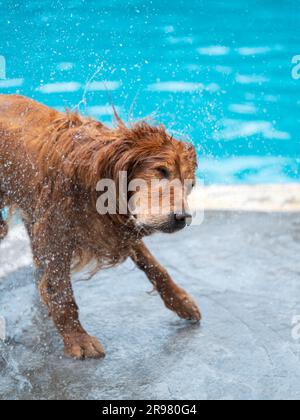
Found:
<box><xmin>1</xmin><ymin>211</ymin><xmax>300</xmax><ymax>400</ymax></box>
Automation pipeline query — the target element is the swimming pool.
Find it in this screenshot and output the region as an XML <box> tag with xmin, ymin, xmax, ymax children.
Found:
<box><xmin>0</xmin><ymin>0</ymin><xmax>299</xmax><ymax>185</ymax></box>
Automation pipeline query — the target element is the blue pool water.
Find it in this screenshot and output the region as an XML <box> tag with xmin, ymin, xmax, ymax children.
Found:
<box><xmin>0</xmin><ymin>0</ymin><xmax>300</xmax><ymax>185</ymax></box>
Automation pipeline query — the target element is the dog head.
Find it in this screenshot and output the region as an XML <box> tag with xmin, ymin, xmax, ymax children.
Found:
<box><xmin>52</xmin><ymin>117</ymin><xmax>197</xmax><ymax>234</ymax></box>
<box><xmin>101</xmin><ymin>122</ymin><xmax>198</xmax><ymax>234</ymax></box>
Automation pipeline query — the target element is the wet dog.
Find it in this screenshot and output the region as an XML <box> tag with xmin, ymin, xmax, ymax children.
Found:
<box><xmin>0</xmin><ymin>94</ymin><xmax>201</xmax><ymax>359</ymax></box>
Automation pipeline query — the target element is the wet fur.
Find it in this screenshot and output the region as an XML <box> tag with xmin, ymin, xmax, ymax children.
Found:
<box><xmin>0</xmin><ymin>94</ymin><xmax>201</xmax><ymax>359</ymax></box>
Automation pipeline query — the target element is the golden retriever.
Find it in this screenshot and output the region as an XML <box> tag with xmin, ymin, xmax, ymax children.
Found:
<box><xmin>0</xmin><ymin>94</ymin><xmax>200</xmax><ymax>359</ymax></box>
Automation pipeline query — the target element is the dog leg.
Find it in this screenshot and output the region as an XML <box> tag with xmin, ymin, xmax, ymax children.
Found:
<box><xmin>131</xmin><ymin>241</ymin><xmax>201</xmax><ymax>322</ymax></box>
<box><xmin>39</xmin><ymin>254</ymin><xmax>105</xmax><ymax>360</ymax></box>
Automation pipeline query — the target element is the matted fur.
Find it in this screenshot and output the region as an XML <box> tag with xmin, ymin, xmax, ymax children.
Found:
<box><xmin>0</xmin><ymin>94</ymin><xmax>201</xmax><ymax>359</ymax></box>
<box><xmin>0</xmin><ymin>94</ymin><xmax>197</xmax><ymax>273</ymax></box>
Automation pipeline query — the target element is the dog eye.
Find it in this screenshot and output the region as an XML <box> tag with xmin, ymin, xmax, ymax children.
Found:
<box><xmin>157</xmin><ymin>167</ymin><xmax>170</xmax><ymax>178</ymax></box>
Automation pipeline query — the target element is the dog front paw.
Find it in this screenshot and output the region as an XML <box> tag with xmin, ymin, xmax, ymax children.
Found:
<box><xmin>163</xmin><ymin>287</ymin><xmax>202</xmax><ymax>322</ymax></box>
<box><xmin>63</xmin><ymin>333</ymin><xmax>106</xmax><ymax>360</ymax></box>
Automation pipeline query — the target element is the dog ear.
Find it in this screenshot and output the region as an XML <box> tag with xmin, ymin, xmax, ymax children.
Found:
<box><xmin>86</xmin><ymin>137</ymin><xmax>137</xmax><ymax>187</ymax></box>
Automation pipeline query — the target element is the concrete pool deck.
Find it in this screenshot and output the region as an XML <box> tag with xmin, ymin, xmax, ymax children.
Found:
<box><xmin>199</xmin><ymin>183</ymin><xmax>300</xmax><ymax>212</ymax></box>
<box><xmin>0</xmin><ymin>198</ymin><xmax>300</xmax><ymax>399</ymax></box>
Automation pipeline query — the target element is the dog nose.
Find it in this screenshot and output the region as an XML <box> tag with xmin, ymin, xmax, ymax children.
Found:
<box><xmin>174</xmin><ymin>212</ymin><xmax>193</xmax><ymax>227</ymax></box>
